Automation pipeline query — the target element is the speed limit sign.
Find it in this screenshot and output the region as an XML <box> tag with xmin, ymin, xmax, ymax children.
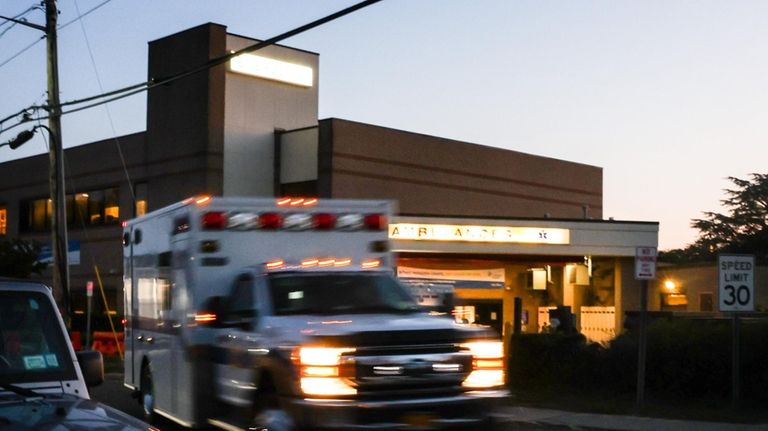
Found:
<box><xmin>718</xmin><ymin>254</ymin><xmax>754</xmax><ymax>312</ymax></box>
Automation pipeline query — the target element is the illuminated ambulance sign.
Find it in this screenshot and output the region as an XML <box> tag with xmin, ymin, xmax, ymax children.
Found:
<box><xmin>229</xmin><ymin>53</ymin><xmax>313</xmax><ymax>87</ymax></box>
<box><xmin>389</xmin><ymin>223</ymin><xmax>570</xmax><ymax>245</ymax></box>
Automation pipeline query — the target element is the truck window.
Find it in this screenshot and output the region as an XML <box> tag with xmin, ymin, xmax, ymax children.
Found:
<box><xmin>268</xmin><ymin>273</ymin><xmax>420</xmax><ymax>316</ymax></box>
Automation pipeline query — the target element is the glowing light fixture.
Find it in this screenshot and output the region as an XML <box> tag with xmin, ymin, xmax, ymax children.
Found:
<box><xmin>230</xmin><ymin>53</ymin><xmax>313</xmax><ymax>87</ymax></box>
<box><xmin>664</xmin><ymin>280</ymin><xmax>677</xmax><ymax>292</ymax></box>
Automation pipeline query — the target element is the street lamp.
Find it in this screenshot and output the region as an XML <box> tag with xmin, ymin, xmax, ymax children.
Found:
<box><xmin>1</xmin><ymin>124</ymin><xmax>70</xmax><ymax>326</ymax></box>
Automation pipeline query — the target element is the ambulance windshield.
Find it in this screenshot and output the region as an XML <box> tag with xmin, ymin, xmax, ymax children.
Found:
<box><xmin>268</xmin><ymin>273</ymin><xmax>421</xmax><ymax>316</ymax></box>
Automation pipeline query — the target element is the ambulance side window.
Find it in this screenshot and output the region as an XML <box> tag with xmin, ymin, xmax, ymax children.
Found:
<box><xmin>223</xmin><ymin>277</ymin><xmax>257</xmax><ymax>328</ymax></box>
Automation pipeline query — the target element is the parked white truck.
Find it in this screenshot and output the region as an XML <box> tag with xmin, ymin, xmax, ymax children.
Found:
<box><xmin>0</xmin><ymin>278</ymin><xmax>155</xmax><ymax>430</ymax></box>
<box><xmin>123</xmin><ymin>196</ymin><xmax>506</xmax><ymax>430</ymax></box>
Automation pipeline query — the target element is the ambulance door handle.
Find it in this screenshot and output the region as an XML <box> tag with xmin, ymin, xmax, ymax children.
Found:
<box><xmin>146</xmin><ymin>337</ymin><xmax>154</xmax><ymax>344</ymax></box>
<box><xmin>137</xmin><ymin>335</ymin><xmax>144</xmax><ymax>342</ymax></box>
<box><xmin>217</xmin><ymin>334</ymin><xmax>235</xmax><ymax>343</ymax></box>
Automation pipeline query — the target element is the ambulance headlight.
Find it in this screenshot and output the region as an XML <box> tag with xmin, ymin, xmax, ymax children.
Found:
<box><xmin>460</xmin><ymin>340</ymin><xmax>505</xmax><ymax>389</ymax></box>
<box><xmin>294</xmin><ymin>346</ymin><xmax>356</xmax><ymax>396</ymax></box>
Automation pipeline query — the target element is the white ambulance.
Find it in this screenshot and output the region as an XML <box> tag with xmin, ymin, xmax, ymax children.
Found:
<box><xmin>123</xmin><ymin>196</ymin><xmax>506</xmax><ymax>431</ymax></box>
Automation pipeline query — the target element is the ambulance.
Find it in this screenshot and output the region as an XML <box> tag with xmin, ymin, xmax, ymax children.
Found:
<box><xmin>123</xmin><ymin>196</ymin><xmax>506</xmax><ymax>430</ymax></box>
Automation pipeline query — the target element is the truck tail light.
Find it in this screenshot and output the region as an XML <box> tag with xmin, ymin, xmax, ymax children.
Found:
<box><xmin>460</xmin><ymin>340</ymin><xmax>505</xmax><ymax>389</ymax></box>
<box><xmin>364</xmin><ymin>214</ymin><xmax>387</xmax><ymax>230</ymax></box>
<box><xmin>201</xmin><ymin>212</ymin><xmax>228</xmax><ymax>230</ymax></box>
<box><xmin>294</xmin><ymin>347</ymin><xmax>356</xmax><ymax>396</ymax></box>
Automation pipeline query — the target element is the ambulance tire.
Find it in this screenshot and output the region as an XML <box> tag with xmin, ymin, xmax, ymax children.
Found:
<box><xmin>253</xmin><ymin>408</ymin><xmax>295</xmax><ymax>431</ymax></box>
<box><xmin>140</xmin><ymin>364</ymin><xmax>159</xmax><ymax>425</ymax></box>
<box><xmin>252</xmin><ymin>375</ymin><xmax>296</xmax><ymax>431</ymax></box>
<box><xmin>456</xmin><ymin>416</ymin><xmax>498</xmax><ymax>431</ymax></box>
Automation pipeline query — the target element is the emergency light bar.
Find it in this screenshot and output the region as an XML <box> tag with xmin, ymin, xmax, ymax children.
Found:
<box><xmin>200</xmin><ymin>211</ymin><xmax>386</xmax><ymax>231</ymax></box>
<box><xmin>265</xmin><ymin>258</ymin><xmax>381</xmax><ymax>271</ymax></box>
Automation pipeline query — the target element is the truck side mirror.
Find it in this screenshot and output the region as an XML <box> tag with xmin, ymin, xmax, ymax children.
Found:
<box><xmin>76</xmin><ymin>350</ymin><xmax>104</xmax><ymax>387</ymax></box>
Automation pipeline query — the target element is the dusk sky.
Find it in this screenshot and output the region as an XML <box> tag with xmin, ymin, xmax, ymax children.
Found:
<box><xmin>2</xmin><ymin>0</ymin><xmax>767</xmax><ymax>250</ymax></box>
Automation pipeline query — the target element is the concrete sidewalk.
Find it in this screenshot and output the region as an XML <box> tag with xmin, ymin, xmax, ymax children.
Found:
<box><xmin>500</xmin><ymin>406</ymin><xmax>768</xmax><ymax>431</ymax></box>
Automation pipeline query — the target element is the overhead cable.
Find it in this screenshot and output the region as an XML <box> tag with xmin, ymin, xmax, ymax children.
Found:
<box><xmin>48</xmin><ymin>0</ymin><xmax>382</xmax><ymax>115</ymax></box>
<box><xmin>1</xmin><ymin>0</ymin><xmax>383</xmax><ymax>132</ymax></box>
<box><xmin>0</xmin><ymin>0</ymin><xmax>116</xmax><ymax>70</ymax></box>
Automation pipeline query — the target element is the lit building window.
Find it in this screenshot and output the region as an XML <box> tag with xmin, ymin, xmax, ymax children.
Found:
<box><xmin>20</xmin><ymin>187</ymin><xmax>121</xmax><ymax>232</ymax></box>
<box><xmin>104</xmin><ymin>188</ymin><xmax>119</xmax><ymax>222</ymax></box>
<box><xmin>135</xmin><ymin>183</ymin><xmax>147</xmax><ymax>217</ymax></box>
<box><xmin>0</xmin><ymin>208</ymin><xmax>6</xmax><ymax>235</ymax></box>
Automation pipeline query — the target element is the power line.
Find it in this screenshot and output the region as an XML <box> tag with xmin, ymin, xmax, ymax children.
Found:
<box><xmin>0</xmin><ymin>35</ymin><xmax>44</xmax><ymax>69</ymax></box>
<box><xmin>31</xmin><ymin>0</ymin><xmax>383</xmax><ymax>120</ymax></box>
<box><xmin>72</xmin><ymin>0</ymin><xmax>136</xmax><ymax>204</ymax></box>
<box><xmin>0</xmin><ymin>5</ymin><xmax>38</xmax><ymax>38</ymax></box>
<box><xmin>59</xmin><ymin>0</ymin><xmax>113</xmax><ymax>31</ymax></box>
<box><xmin>1</xmin><ymin>0</ymin><xmax>383</xmax><ymax>133</ymax></box>
<box><xmin>0</xmin><ymin>0</ymin><xmax>116</xmax><ymax>70</ymax></box>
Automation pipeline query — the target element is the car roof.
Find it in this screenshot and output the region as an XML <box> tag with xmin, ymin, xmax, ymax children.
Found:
<box><xmin>0</xmin><ymin>278</ymin><xmax>52</xmax><ymax>294</ymax></box>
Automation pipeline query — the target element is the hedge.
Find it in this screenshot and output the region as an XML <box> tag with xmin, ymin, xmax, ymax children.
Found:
<box><xmin>508</xmin><ymin>317</ymin><xmax>768</xmax><ymax>403</ymax></box>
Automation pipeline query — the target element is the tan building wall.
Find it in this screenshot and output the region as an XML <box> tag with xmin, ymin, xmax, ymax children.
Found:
<box><xmin>655</xmin><ymin>264</ymin><xmax>768</xmax><ymax>313</ymax></box>
<box><xmin>319</xmin><ymin>118</ymin><xmax>603</xmax><ymax>219</ymax></box>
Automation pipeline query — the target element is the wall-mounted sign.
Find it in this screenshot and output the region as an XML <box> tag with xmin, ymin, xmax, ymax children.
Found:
<box><xmin>229</xmin><ymin>53</ymin><xmax>313</xmax><ymax>87</ymax></box>
<box><xmin>38</xmin><ymin>240</ymin><xmax>81</xmax><ymax>266</ymax></box>
<box><xmin>389</xmin><ymin>223</ymin><xmax>570</xmax><ymax>245</ymax></box>
<box><xmin>397</xmin><ymin>266</ymin><xmax>505</xmax><ymax>287</ymax></box>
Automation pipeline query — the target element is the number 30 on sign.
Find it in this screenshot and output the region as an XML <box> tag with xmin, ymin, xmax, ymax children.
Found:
<box><xmin>718</xmin><ymin>254</ymin><xmax>755</xmax><ymax>312</ymax></box>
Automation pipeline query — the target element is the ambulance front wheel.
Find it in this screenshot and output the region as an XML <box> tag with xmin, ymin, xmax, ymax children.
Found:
<box><xmin>140</xmin><ymin>364</ymin><xmax>158</xmax><ymax>424</ymax></box>
<box><xmin>254</xmin><ymin>408</ymin><xmax>295</xmax><ymax>431</ymax></box>
<box><xmin>252</xmin><ymin>376</ymin><xmax>296</xmax><ymax>431</ymax></box>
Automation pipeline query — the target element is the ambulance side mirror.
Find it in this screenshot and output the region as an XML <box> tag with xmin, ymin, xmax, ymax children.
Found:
<box><xmin>203</xmin><ymin>296</ymin><xmax>225</xmax><ymax>328</ymax></box>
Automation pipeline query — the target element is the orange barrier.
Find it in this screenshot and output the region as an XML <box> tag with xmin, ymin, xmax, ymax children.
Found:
<box><xmin>91</xmin><ymin>331</ymin><xmax>124</xmax><ymax>357</ymax></box>
<box><xmin>69</xmin><ymin>331</ymin><xmax>83</xmax><ymax>351</ymax></box>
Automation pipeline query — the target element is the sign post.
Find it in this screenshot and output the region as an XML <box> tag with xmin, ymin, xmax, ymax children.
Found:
<box><xmin>718</xmin><ymin>254</ymin><xmax>755</xmax><ymax>410</ymax></box>
<box><xmin>634</xmin><ymin>246</ymin><xmax>656</xmax><ymax>410</ymax></box>
<box><xmin>85</xmin><ymin>281</ymin><xmax>93</xmax><ymax>351</ymax></box>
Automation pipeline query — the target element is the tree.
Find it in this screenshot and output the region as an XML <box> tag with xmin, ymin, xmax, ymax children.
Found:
<box><xmin>0</xmin><ymin>238</ymin><xmax>47</xmax><ymax>278</ymax></box>
<box><xmin>660</xmin><ymin>173</ymin><xmax>768</xmax><ymax>264</ymax></box>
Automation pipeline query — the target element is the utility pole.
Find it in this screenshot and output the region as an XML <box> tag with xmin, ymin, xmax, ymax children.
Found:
<box><xmin>45</xmin><ymin>0</ymin><xmax>71</xmax><ymax>326</ymax></box>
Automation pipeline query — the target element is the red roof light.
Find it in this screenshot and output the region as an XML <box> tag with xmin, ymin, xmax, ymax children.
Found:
<box><xmin>313</xmin><ymin>213</ymin><xmax>337</xmax><ymax>230</ymax></box>
<box><xmin>201</xmin><ymin>212</ymin><xmax>228</xmax><ymax>230</ymax></box>
<box><xmin>259</xmin><ymin>212</ymin><xmax>284</xmax><ymax>229</ymax></box>
<box><xmin>364</xmin><ymin>214</ymin><xmax>387</xmax><ymax>230</ymax></box>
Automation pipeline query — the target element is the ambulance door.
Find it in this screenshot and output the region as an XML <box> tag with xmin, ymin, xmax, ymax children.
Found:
<box><xmin>214</xmin><ymin>275</ymin><xmax>264</xmax><ymax>406</ymax></box>
<box><xmin>170</xmin><ymin>237</ymin><xmax>195</xmax><ymax>422</ymax></box>
<box><xmin>122</xmin><ymin>228</ymin><xmax>136</xmax><ymax>387</ymax></box>
<box><xmin>151</xmin><ymin>259</ymin><xmax>174</xmax><ymax>414</ymax></box>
